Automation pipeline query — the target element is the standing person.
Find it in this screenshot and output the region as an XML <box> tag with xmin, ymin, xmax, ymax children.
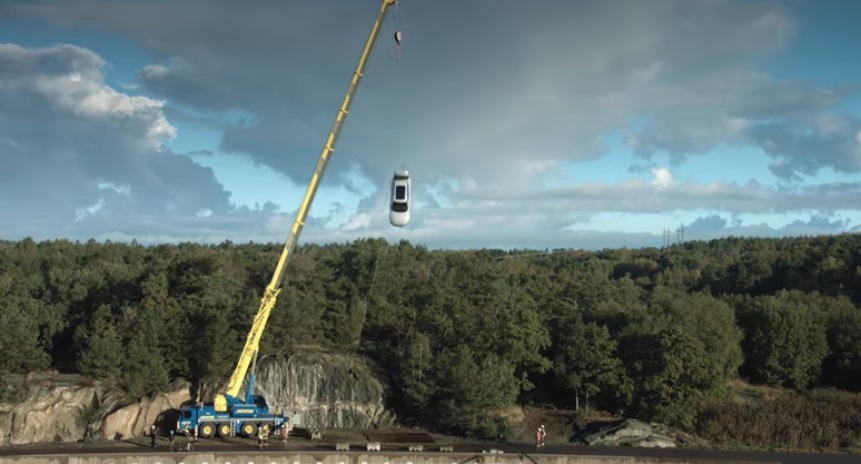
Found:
<box><xmin>169</xmin><ymin>430</ymin><xmax>176</xmax><ymax>452</ymax></box>
<box><xmin>280</xmin><ymin>423</ymin><xmax>289</xmax><ymax>448</ymax></box>
<box><xmin>257</xmin><ymin>424</ymin><xmax>265</xmax><ymax>449</ymax></box>
<box><xmin>538</xmin><ymin>425</ymin><xmax>546</xmax><ymax>447</ymax></box>
<box><xmin>193</xmin><ymin>427</ymin><xmax>198</xmax><ymax>443</ymax></box>
<box><xmin>150</xmin><ymin>425</ymin><xmax>157</xmax><ymax>448</ymax></box>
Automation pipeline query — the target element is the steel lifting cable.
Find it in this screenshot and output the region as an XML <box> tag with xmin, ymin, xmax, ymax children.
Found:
<box><xmin>393</xmin><ymin>1</ymin><xmax>403</xmax><ymax>61</ymax></box>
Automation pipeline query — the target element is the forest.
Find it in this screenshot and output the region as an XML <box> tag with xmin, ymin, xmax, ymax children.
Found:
<box><xmin>1</xmin><ymin>233</ymin><xmax>861</xmax><ymax>450</ymax></box>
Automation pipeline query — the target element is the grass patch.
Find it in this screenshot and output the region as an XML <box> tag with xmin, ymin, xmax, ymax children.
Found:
<box><xmin>696</xmin><ymin>387</ymin><xmax>861</xmax><ymax>451</ymax></box>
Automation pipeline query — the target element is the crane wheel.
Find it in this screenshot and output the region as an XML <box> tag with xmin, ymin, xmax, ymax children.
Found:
<box><xmin>199</xmin><ymin>423</ymin><xmax>215</xmax><ymax>438</ymax></box>
<box><xmin>218</xmin><ymin>423</ymin><xmax>231</xmax><ymax>437</ymax></box>
<box><xmin>241</xmin><ymin>422</ymin><xmax>258</xmax><ymax>437</ymax></box>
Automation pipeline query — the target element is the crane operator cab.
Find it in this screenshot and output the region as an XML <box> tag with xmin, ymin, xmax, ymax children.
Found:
<box><xmin>389</xmin><ymin>170</ymin><xmax>410</xmax><ymax>227</ymax></box>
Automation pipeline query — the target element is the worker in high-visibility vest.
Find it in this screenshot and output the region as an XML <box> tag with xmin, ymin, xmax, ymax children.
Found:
<box><xmin>257</xmin><ymin>424</ymin><xmax>265</xmax><ymax>449</ymax></box>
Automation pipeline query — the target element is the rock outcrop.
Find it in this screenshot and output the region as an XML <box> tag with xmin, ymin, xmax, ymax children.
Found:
<box><xmin>255</xmin><ymin>351</ymin><xmax>394</xmax><ymax>429</ymax></box>
<box><xmin>579</xmin><ymin>419</ymin><xmax>677</xmax><ymax>448</ymax></box>
<box><xmin>99</xmin><ymin>379</ymin><xmax>191</xmax><ymax>440</ymax></box>
<box><xmin>0</xmin><ymin>351</ymin><xmax>394</xmax><ymax>445</ymax></box>
<box><xmin>0</xmin><ymin>373</ymin><xmax>191</xmax><ymax>445</ymax></box>
<box><xmin>0</xmin><ymin>373</ymin><xmax>107</xmax><ymax>446</ymax></box>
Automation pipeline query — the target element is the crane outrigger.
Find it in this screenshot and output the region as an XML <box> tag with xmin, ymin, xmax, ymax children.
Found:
<box><xmin>176</xmin><ymin>0</ymin><xmax>400</xmax><ymax>438</ymax></box>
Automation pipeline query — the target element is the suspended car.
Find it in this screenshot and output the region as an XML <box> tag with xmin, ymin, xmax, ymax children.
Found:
<box><xmin>389</xmin><ymin>170</ymin><xmax>410</xmax><ymax>227</ymax></box>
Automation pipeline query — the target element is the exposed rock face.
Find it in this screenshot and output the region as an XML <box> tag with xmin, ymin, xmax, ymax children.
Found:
<box><xmin>255</xmin><ymin>352</ymin><xmax>394</xmax><ymax>429</ymax></box>
<box><xmin>0</xmin><ymin>373</ymin><xmax>108</xmax><ymax>445</ymax></box>
<box><xmin>99</xmin><ymin>381</ymin><xmax>191</xmax><ymax>440</ymax></box>
<box><xmin>0</xmin><ymin>351</ymin><xmax>392</xmax><ymax>445</ymax></box>
<box><xmin>579</xmin><ymin>419</ymin><xmax>677</xmax><ymax>448</ymax></box>
<box><xmin>0</xmin><ymin>373</ymin><xmax>191</xmax><ymax>445</ymax></box>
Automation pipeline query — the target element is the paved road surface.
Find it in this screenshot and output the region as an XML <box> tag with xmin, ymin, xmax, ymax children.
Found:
<box><xmin>1</xmin><ymin>440</ymin><xmax>859</xmax><ymax>463</ymax></box>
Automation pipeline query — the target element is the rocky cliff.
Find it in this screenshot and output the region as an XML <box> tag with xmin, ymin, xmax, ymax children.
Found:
<box><xmin>254</xmin><ymin>351</ymin><xmax>394</xmax><ymax>429</ymax></box>
<box><xmin>98</xmin><ymin>382</ymin><xmax>191</xmax><ymax>440</ymax></box>
<box><xmin>0</xmin><ymin>372</ymin><xmax>105</xmax><ymax>445</ymax></box>
<box><xmin>0</xmin><ymin>372</ymin><xmax>191</xmax><ymax>446</ymax></box>
<box><xmin>0</xmin><ymin>351</ymin><xmax>393</xmax><ymax>445</ymax></box>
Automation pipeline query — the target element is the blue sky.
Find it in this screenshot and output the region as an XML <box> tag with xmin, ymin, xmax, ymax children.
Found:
<box><xmin>1</xmin><ymin>0</ymin><xmax>860</xmax><ymax>250</ymax></box>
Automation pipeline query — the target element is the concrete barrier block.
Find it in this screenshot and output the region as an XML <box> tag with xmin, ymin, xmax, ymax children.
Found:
<box><xmin>367</xmin><ymin>442</ymin><xmax>381</xmax><ymax>451</ymax></box>
<box><xmin>336</xmin><ymin>442</ymin><xmax>350</xmax><ymax>451</ymax></box>
<box><xmin>311</xmin><ymin>430</ymin><xmax>323</xmax><ymax>440</ymax></box>
<box><xmin>438</xmin><ymin>446</ymin><xmax>454</xmax><ymax>452</ymax></box>
<box><xmin>408</xmin><ymin>445</ymin><xmax>424</xmax><ymax>452</ymax></box>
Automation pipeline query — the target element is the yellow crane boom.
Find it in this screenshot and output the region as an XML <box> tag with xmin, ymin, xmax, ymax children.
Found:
<box><xmin>214</xmin><ymin>0</ymin><xmax>399</xmax><ymax>413</ymax></box>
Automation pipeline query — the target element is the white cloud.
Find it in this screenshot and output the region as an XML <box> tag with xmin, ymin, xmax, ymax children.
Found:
<box><xmin>0</xmin><ymin>43</ymin><xmax>238</xmax><ymax>237</ymax></box>
<box><xmin>650</xmin><ymin>167</ymin><xmax>674</xmax><ymax>190</ymax></box>
<box><xmin>5</xmin><ymin>0</ymin><xmax>834</xmax><ymax>187</ymax></box>
<box><xmin>75</xmin><ymin>198</ymin><xmax>105</xmax><ymax>222</ymax></box>
<box><xmin>0</xmin><ymin>1</ymin><xmax>860</xmax><ymax>250</ymax></box>
<box><xmin>98</xmin><ymin>182</ymin><xmax>131</xmax><ymax>195</ymax></box>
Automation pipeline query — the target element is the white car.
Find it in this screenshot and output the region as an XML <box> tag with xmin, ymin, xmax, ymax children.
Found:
<box><xmin>389</xmin><ymin>170</ymin><xmax>410</xmax><ymax>227</ymax></box>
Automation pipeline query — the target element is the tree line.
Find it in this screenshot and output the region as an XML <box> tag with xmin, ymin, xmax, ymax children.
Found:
<box><xmin>1</xmin><ymin>234</ymin><xmax>860</xmax><ymax>442</ymax></box>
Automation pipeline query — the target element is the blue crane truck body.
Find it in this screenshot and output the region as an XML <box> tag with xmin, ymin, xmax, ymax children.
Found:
<box><xmin>176</xmin><ymin>373</ymin><xmax>287</xmax><ymax>438</ymax></box>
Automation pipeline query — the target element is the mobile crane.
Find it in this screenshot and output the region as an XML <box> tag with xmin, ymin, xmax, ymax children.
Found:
<box><xmin>176</xmin><ymin>0</ymin><xmax>400</xmax><ymax>439</ymax></box>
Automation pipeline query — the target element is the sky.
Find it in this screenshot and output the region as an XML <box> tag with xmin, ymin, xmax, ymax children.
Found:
<box><xmin>1</xmin><ymin>0</ymin><xmax>860</xmax><ymax>251</ymax></box>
